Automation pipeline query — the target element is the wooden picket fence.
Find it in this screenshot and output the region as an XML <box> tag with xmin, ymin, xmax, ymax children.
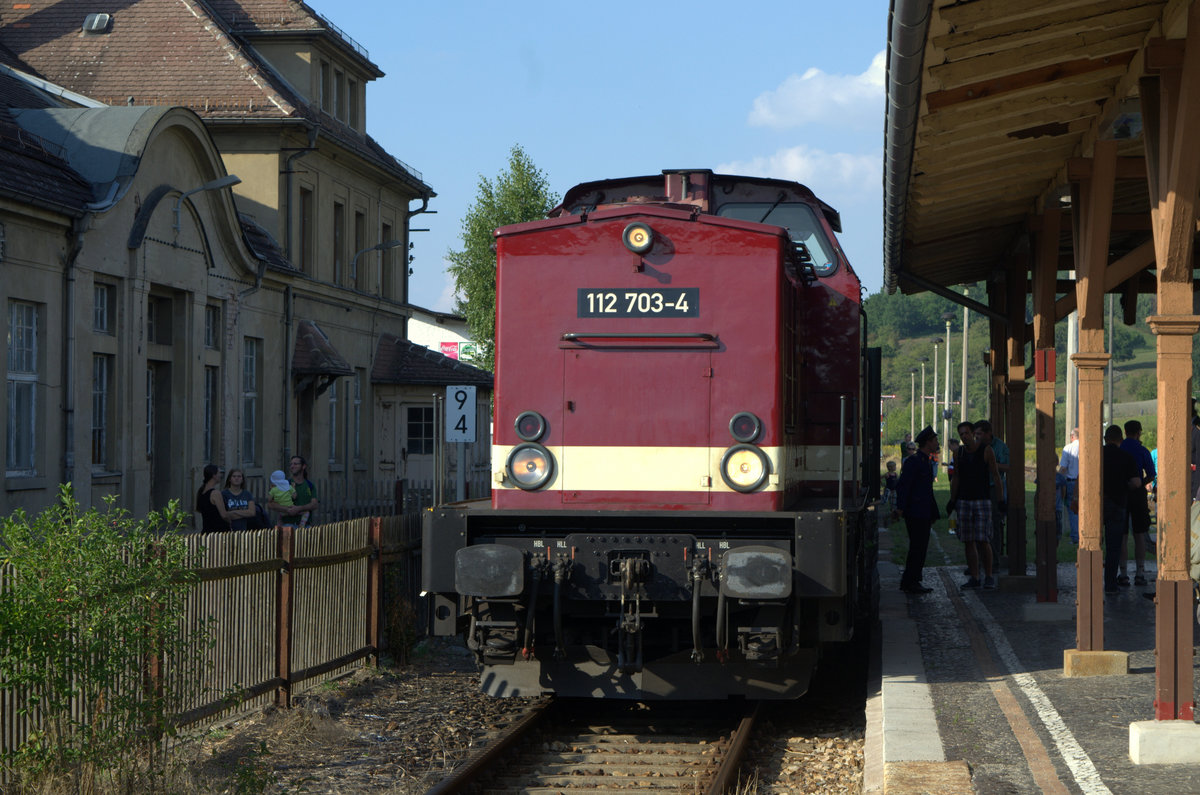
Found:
<box><xmin>0</xmin><ymin>513</ymin><xmax>426</xmax><ymax>780</ymax></box>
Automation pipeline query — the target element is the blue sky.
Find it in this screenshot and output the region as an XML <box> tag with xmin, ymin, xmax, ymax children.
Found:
<box><xmin>305</xmin><ymin>1</ymin><xmax>890</xmax><ymax>311</ymax></box>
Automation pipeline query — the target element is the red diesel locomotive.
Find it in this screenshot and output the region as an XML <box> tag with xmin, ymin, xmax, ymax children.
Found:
<box><xmin>423</xmin><ymin>169</ymin><xmax>880</xmax><ymax>699</ymax></box>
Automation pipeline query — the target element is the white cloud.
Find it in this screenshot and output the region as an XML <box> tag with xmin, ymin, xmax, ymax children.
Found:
<box><xmin>749</xmin><ymin>50</ymin><xmax>885</xmax><ymax>129</ymax></box>
<box><xmin>717</xmin><ymin>146</ymin><xmax>880</xmax><ymax>199</ymax></box>
<box><xmin>433</xmin><ymin>270</ymin><xmax>459</xmax><ymax>314</ymax></box>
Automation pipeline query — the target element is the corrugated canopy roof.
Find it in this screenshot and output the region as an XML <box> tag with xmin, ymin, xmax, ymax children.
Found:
<box><xmin>292</xmin><ymin>320</ymin><xmax>353</xmax><ymax>377</ymax></box>
<box><xmin>884</xmin><ymin>0</ymin><xmax>1181</xmax><ymax>295</ymax></box>
<box><xmin>371</xmin><ymin>333</ymin><xmax>493</xmax><ymax>388</ymax></box>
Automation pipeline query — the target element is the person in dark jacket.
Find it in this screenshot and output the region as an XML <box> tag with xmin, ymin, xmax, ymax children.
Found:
<box><xmin>895</xmin><ymin>425</ymin><xmax>942</xmax><ymax>594</ymax></box>
<box><xmin>1103</xmin><ymin>425</ymin><xmax>1141</xmax><ymax>593</ymax></box>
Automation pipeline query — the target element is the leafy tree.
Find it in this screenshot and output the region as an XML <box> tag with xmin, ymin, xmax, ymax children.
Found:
<box><xmin>446</xmin><ymin>145</ymin><xmax>559</xmax><ymax>371</ymax></box>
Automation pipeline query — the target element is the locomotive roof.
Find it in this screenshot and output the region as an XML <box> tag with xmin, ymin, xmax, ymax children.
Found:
<box><xmin>550</xmin><ymin>170</ymin><xmax>842</xmax><ymax>233</ymax></box>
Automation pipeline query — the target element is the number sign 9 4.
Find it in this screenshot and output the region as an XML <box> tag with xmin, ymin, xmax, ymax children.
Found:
<box><xmin>577</xmin><ymin>288</ymin><xmax>699</xmax><ymax>318</ymax></box>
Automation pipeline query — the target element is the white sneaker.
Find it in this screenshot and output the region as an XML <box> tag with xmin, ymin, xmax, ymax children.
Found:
<box><xmin>983</xmin><ymin>576</ymin><xmax>997</xmax><ymax>589</ymax></box>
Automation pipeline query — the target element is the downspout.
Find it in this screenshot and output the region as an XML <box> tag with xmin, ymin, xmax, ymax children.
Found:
<box><xmin>61</xmin><ymin>217</ymin><xmax>86</xmax><ymax>488</ymax></box>
<box><xmin>283</xmin><ymin>124</ymin><xmax>318</xmax><ymax>264</ymax></box>
<box><xmin>62</xmin><ymin>183</ymin><xmax>120</xmax><ymax>490</ymax></box>
<box><xmin>404</xmin><ymin>196</ymin><xmax>431</xmax><ymax>336</ymax></box>
<box><xmin>282</xmin><ymin>283</ymin><xmax>293</xmax><ymax>460</ymax></box>
<box><xmin>281</xmin><ymin>125</ymin><xmax>315</xmax><ymax>461</ymax></box>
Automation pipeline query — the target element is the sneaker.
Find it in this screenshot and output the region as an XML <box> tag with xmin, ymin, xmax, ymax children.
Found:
<box><xmin>1117</xmin><ymin>575</ymin><xmax>1130</xmax><ymax>587</ymax></box>
<box><xmin>983</xmin><ymin>576</ymin><xmax>997</xmax><ymax>589</ymax></box>
<box><xmin>961</xmin><ymin>578</ymin><xmax>981</xmax><ymax>590</ymax></box>
<box><xmin>1134</xmin><ymin>574</ymin><xmax>1147</xmax><ymax>586</ymax></box>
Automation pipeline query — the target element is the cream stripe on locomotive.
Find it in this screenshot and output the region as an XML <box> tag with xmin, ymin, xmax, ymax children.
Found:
<box><xmin>492</xmin><ymin>444</ymin><xmax>863</xmax><ymax>492</ymax></box>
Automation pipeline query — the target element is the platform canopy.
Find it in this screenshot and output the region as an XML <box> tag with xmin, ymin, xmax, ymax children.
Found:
<box><xmin>884</xmin><ymin>0</ymin><xmax>1200</xmax><ymax>728</ymax></box>
<box><xmin>885</xmin><ymin>0</ymin><xmax>1172</xmax><ymax>295</ymax></box>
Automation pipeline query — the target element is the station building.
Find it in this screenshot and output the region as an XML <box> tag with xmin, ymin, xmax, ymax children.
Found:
<box><xmin>0</xmin><ymin>1</ymin><xmax>491</xmax><ymax>521</ymax></box>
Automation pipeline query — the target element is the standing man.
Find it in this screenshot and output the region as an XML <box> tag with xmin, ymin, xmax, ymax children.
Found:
<box><xmin>895</xmin><ymin>425</ymin><xmax>941</xmax><ymax>595</ymax></box>
<box><xmin>974</xmin><ymin>420</ymin><xmax>1009</xmax><ymax>558</ymax></box>
<box><xmin>271</xmin><ymin>454</ymin><xmax>319</xmax><ymax>527</ymax></box>
<box><xmin>1058</xmin><ymin>428</ymin><xmax>1080</xmax><ymax>544</ymax></box>
<box><xmin>1102</xmin><ymin>425</ymin><xmax>1141</xmax><ymax>594</ymax></box>
<box><xmin>1120</xmin><ymin>420</ymin><xmax>1155</xmax><ymax>585</ymax></box>
<box><xmin>946</xmin><ymin>422</ymin><xmax>1003</xmax><ymax>589</ymax></box>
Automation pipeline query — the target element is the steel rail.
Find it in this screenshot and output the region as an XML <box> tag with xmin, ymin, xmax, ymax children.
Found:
<box><xmin>424</xmin><ymin>699</ymin><xmax>556</xmax><ymax>795</ymax></box>
<box><xmin>705</xmin><ymin>701</ymin><xmax>761</xmax><ymax>795</ymax></box>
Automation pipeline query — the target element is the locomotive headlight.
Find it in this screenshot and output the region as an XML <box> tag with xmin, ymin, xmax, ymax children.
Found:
<box><xmin>622</xmin><ymin>222</ymin><xmax>654</xmax><ymax>254</ymax></box>
<box><xmin>729</xmin><ymin>412</ymin><xmax>762</xmax><ymax>443</ymax></box>
<box><xmin>514</xmin><ymin>410</ymin><xmax>546</xmax><ymax>442</ymax></box>
<box><xmin>720</xmin><ymin>444</ymin><xmax>770</xmax><ymax>492</ymax></box>
<box><xmin>506</xmin><ymin>443</ymin><xmax>555</xmax><ymax>490</ymax></box>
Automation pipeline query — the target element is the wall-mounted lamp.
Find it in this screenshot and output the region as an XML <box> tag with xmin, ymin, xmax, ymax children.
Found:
<box><xmin>173</xmin><ymin>174</ymin><xmax>241</xmax><ymax>233</ymax></box>
<box><xmin>352</xmin><ymin>239</ymin><xmax>403</xmax><ymax>274</ymax></box>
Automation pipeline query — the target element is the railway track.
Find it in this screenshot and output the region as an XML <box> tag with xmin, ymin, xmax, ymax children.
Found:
<box><xmin>428</xmin><ymin>699</ymin><xmax>759</xmax><ymax>794</ymax></box>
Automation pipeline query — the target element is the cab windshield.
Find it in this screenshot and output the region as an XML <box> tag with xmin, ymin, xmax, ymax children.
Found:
<box><xmin>716</xmin><ymin>202</ymin><xmax>837</xmax><ymax>272</ymax></box>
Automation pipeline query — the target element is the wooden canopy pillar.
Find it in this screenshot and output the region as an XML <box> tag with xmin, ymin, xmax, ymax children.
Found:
<box><xmin>1032</xmin><ymin>207</ymin><xmax>1062</xmax><ymax>602</ymax></box>
<box><xmin>987</xmin><ymin>279</ymin><xmax>1008</xmax><ymax>439</ymax></box>
<box><xmin>1070</xmin><ymin>139</ymin><xmax>1117</xmax><ymax>653</ymax></box>
<box><xmin>1005</xmin><ymin>254</ymin><xmax>1028</xmax><ymax>577</ymax></box>
<box><xmin>1142</xmin><ymin>11</ymin><xmax>1200</xmax><ymax>720</ymax></box>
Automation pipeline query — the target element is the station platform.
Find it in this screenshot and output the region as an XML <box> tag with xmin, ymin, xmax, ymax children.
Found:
<box><xmin>864</xmin><ymin>525</ymin><xmax>1200</xmax><ymax>794</ymax></box>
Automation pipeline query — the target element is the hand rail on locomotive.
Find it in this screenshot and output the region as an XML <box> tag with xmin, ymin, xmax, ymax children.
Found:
<box><xmin>560</xmin><ymin>331</ymin><xmax>720</xmax><ymax>349</ymax></box>
<box><xmin>562</xmin><ymin>332</ymin><xmax>717</xmax><ymax>340</ymax></box>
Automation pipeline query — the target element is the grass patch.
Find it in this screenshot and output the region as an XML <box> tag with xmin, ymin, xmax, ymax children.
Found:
<box><xmin>885</xmin><ymin>473</ymin><xmax>1082</xmax><ymax>569</ymax></box>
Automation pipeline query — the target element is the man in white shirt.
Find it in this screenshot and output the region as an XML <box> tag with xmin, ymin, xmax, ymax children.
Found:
<box><xmin>1058</xmin><ymin>428</ymin><xmax>1080</xmax><ymax>544</ymax></box>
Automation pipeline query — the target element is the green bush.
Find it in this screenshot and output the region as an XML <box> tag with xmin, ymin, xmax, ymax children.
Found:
<box><xmin>0</xmin><ymin>486</ymin><xmax>211</xmax><ymax>793</ymax></box>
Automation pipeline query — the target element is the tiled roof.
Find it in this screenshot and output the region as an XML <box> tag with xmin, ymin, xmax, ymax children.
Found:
<box><xmin>204</xmin><ymin>0</ymin><xmax>324</xmax><ymax>31</ymax></box>
<box><xmin>0</xmin><ymin>40</ymin><xmax>29</xmax><ymax>70</ymax></box>
<box><xmin>0</xmin><ymin>70</ymin><xmax>93</xmax><ymax>214</ymax></box>
<box><xmin>371</xmin><ymin>333</ymin><xmax>493</xmax><ymax>388</ymax></box>
<box><xmin>205</xmin><ymin>1</ymin><xmax>379</xmax><ymax>74</ymax></box>
<box><xmin>0</xmin><ymin>0</ymin><xmax>295</xmax><ymax>116</ymax></box>
<box><xmin>292</xmin><ymin>320</ymin><xmax>353</xmax><ymax>376</ymax></box>
<box><xmin>0</xmin><ymin>1</ymin><xmax>429</xmax><ymax>193</ymax></box>
<box><xmin>238</xmin><ymin>212</ymin><xmax>295</xmax><ymax>272</ymax></box>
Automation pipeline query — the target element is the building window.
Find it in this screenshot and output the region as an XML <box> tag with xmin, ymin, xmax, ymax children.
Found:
<box><xmin>203</xmin><ymin>366</ymin><xmax>219</xmax><ymax>463</ymax></box>
<box><xmin>242</xmin><ymin>337</ymin><xmax>260</xmax><ymax>465</ymax></box>
<box><xmin>334</xmin><ymin>69</ymin><xmax>346</xmax><ymax>121</ymax></box>
<box><xmin>380</xmin><ymin>222</ymin><xmax>395</xmax><ymax>298</ymax></box>
<box><xmin>205</xmin><ymin>305</ymin><xmax>221</xmax><ymax>349</ymax></box>
<box><xmin>406</xmin><ymin>406</ymin><xmax>433</xmax><ymax>456</ymax></box>
<box><xmin>320</xmin><ymin>60</ymin><xmax>331</xmax><ymax>112</ymax></box>
<box><xmin>353</xmin><ymin>210</ymin><xmax>365</xmax><ymax>289</ymax></box>
<box><xmin>7</xmin><ymin>300</ymin><xmax>39</xmax><ymax>475</ymax></box>
<box><xmin>147</xmin><ymin>295</ymin><xmax>172</xmax><ymax>344</ymax></box>
<box><xmin>348</xmin><ymin>79</ymin><xmax>359</xmax><ymax>129</ymax></box>
<box><xmin>92</xmin><ymin>355</ymin><xmax>111</xmax><ymax>469</ymax></box>
<box><xmin>333</xmin><ymin>202</ymin><xmax>345</xmax><ymax>284</ymax></box>
<box><xmin>93</xmin><ymin>284</ymin><xmax>112</xmax><ymax>333</ymax></box>
<box><xmin>353</xmin><ymin>369</ymin><xmax>364</xmax><ymax>465</ymax></box>
<box><xmin>299</xmin><ymin>186</ymin><xmax>314</xmax><ymax>274</ymax></box>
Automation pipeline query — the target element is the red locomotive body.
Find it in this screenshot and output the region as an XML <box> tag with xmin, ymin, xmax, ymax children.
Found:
<box><xmin>424</xmin><ymin>170</ymin><xmax>879</xmax><ymax>699</ymax></box>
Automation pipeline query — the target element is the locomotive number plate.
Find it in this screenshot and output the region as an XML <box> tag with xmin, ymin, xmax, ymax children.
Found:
<box><xmin>577</xmin><ymin>288</ymin><xmax>699</xmax><ymax>318</ymax></box>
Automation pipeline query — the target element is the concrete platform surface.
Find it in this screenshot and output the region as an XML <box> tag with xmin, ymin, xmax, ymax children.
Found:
<box><xmin>864</xmin><ymin>524</ymin><xmax>1200</xmax><ymax>794</ymax></box>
